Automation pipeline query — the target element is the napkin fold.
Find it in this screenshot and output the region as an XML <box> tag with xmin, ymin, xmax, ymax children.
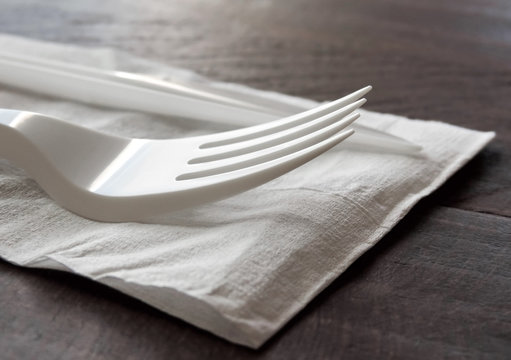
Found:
<box><xmin>0</xmin><ymin>34</ymin><xmax>494</xmax><ymax>348</ymax></box>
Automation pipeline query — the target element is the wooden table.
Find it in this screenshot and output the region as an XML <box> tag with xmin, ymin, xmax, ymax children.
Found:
<box><xmin>1</xmin><ymin>1</ymin><xmax>509</xmax><ymax>358</ymax></box>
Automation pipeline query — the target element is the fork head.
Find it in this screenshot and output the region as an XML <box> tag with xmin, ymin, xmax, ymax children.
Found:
<box><xmin>92</xmin><ymin>88</ymin><xmax>369</xmax><ymax>203</ymax></box>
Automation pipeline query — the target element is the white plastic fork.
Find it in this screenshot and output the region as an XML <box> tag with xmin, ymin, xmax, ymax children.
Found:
<box><xmin>0</xmin><ymin>88</ymin><xmax>366</xmax><ymax>222</ymax></box>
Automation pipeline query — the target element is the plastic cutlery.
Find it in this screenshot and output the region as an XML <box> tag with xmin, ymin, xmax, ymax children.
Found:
<box><xmin>0</xmin><ymin>88</ymin><xmax>366</xmax><ymax>222</ymax></box>
<box><xmin>0</xmin><ymin>52</ymin><xmax>421</xmax><ymax>154</ymax></box>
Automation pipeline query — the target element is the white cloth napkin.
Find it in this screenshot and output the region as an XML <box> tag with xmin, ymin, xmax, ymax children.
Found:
<box><xmin>0</xmin><ymin>35</ymin><xmax>495</xmax><ymax>348</ymax></box>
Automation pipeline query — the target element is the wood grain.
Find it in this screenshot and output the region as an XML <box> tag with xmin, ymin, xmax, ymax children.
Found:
<box><xmin>0</xmin><ymin>0</ymin><xmax>510</xmax><ymax>359</ymax></box>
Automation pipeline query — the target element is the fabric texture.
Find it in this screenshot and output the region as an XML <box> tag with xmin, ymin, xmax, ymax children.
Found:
<box><xmin>0</xmin><ymin>35</ymin><xmax>494</xmax><ymax>348</ymax></box>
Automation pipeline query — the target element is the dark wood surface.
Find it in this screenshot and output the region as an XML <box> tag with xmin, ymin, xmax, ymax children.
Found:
<box><xmin>0</xmin><ymin>0</ymin><xmax>510</xmax><ymax>359</ymax></box>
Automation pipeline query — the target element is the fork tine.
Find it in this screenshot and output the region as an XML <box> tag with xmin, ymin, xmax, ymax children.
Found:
<box><xmin>198</xmin><ymin>86</ymin><xmax>371</xmax><ymax>148</ymax></box>
<box><xmin>189</xmin><ymin>99</ymin><xmax>365</xmax><ymax>164</ymax></box>
<box><xmin>177</xmin><ymin>112</ymin><xmax>359</xmax><ymax>181</ymax></box>
<box><xmin>176</xmin><ymin>128</ymin><xmax>354</xmax><ymax>203</ymax></box>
